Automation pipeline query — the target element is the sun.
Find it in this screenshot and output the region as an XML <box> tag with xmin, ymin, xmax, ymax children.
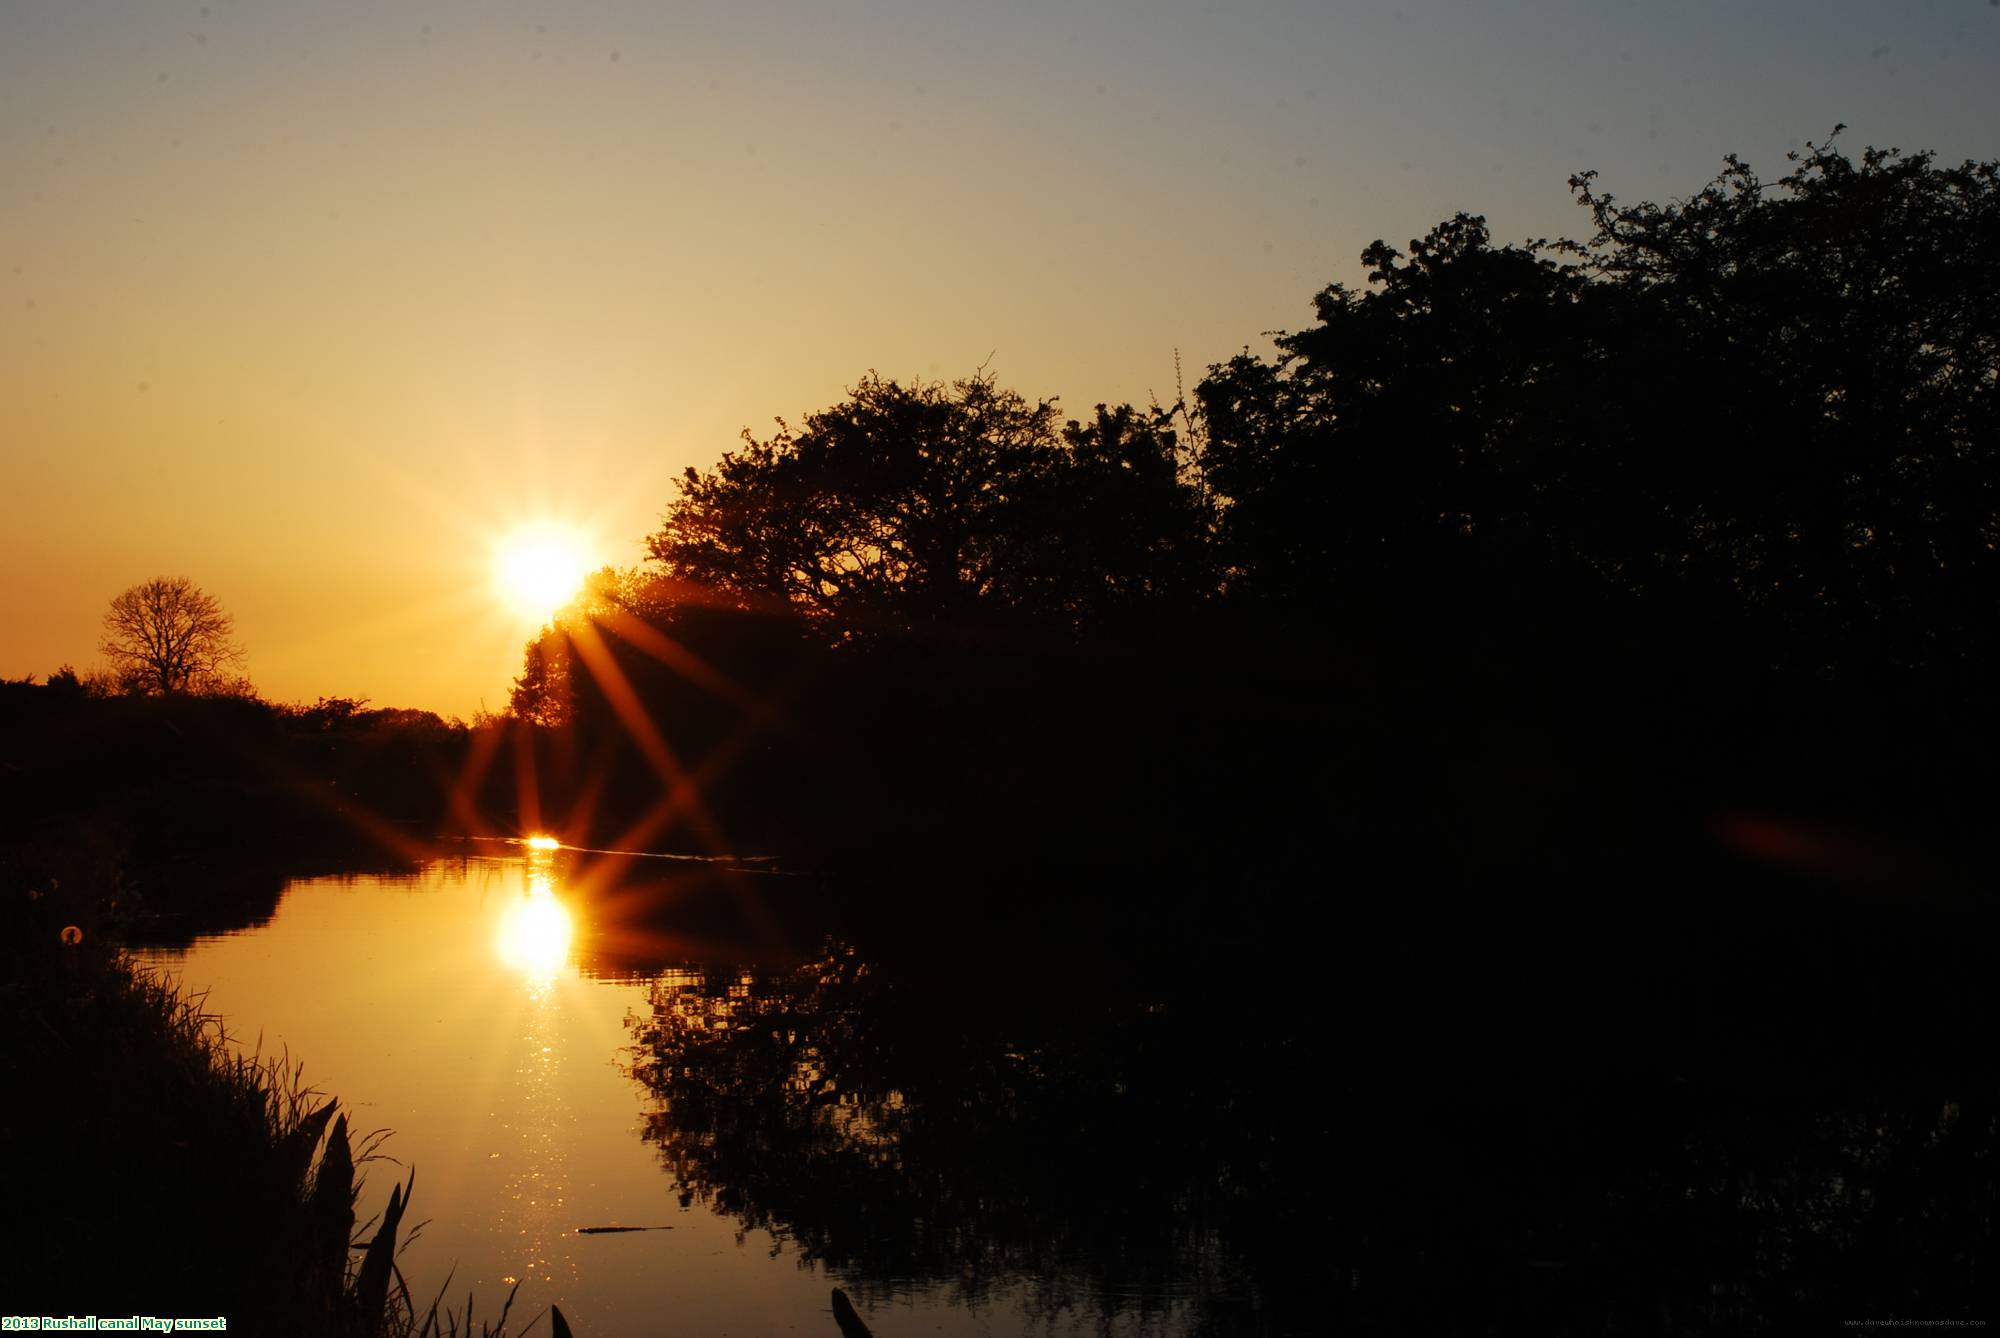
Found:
<box><xmin>493</xmin><ymin>524</ymin><xmax>592</xmax><ymax>621</ymax></box>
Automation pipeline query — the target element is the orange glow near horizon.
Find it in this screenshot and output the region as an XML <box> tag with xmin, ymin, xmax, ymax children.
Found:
<box><xmin>524</xmin><ymin>835</ymin><xmax>561</xmax><ymax>851</ymax></box>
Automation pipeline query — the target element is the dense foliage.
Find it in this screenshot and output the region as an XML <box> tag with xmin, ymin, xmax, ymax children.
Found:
<box><xmin>513</xmin><ymin>134</ymin><xmax>2000</xmax><ymax>864</ymax></box>
<box><xmin>647</xmin><ymin>372</ymin><xmax>1212</xmax><ymax>636</ymax></box>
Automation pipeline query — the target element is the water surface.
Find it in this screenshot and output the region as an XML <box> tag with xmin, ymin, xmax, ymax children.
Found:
<box><xmin>136</xmin><ymin>849</ymin><xmax>1196</xmax><ymax>1337</ymax></box>
<box><xmin>131</xmin><ymin>845</ymin><xmax>1983</xmax><ymax>1334</ymax></box>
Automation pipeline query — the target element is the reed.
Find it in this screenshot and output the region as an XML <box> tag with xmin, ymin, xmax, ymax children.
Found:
<box><xmin>5</xmin><ymin>845</ymin><xmax>829</xmax><ymax>1338</ymax></box>
<box><xmin>0</xmin><ymin>917</ymin><xmax>564</xmax><ymax>1335</ymax></box>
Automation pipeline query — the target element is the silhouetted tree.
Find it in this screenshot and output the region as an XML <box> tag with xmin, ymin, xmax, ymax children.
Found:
<box><xmin>508</xmin><ymin>132</ymin><xmax>2000</xmax><ymax>859</ymax></box>
<box><xmin>43</xmin><ymin>665</ymin><xmax>87</xmax><ymax>700</ymax></box>
<box><xmin>1555</xmin><ymin>133</ymin><xmax>2000</xmax><ymax>677</ymax></box>
<box><xmin>1033</xmin><ymin>403</ymin><xmax>1216</xmax><ymax>622</ymax></box>
<box><xmin>99</xmin><ymin>577</ymin><xmax>246</xmax><ymax>696</ymax></box>
<box><xmin>648</xmin><ymin>371</ymin><xmax>1212</xmax><ymax>641</ymax></box>
<box><xmin>1196</xmin><ymin>211</ymin><xmax>1592</xmax><ymax>609</ymax></box>
<box><xmin>1194</xmin><ymin>132</ymin><xmax>2000</xmax><ymax>688</ymax></box>
<box><xmin>651</xmin><ymin>372</ymin><xmax>1067</xmax><ymax>635</ymax></box>
<box><xmin>509</xmin><ymin>567</ymin><xmax>687</xmax><ymax>728</ymax></box>
<box><xmin>510</xmin><ymin>626</ymin><xmax>575</xmax><ymax>728</ymax></box>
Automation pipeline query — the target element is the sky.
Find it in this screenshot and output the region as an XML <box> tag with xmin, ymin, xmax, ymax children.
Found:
<box><xmin>3</xmin><ymin>0</ymin><xmax>1996</xmax><ymax>716</ymax></box>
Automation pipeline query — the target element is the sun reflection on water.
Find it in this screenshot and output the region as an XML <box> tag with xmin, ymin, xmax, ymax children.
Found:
<box><xmin>496</xmin><ymin>850</ymin><xmax>573</xmax><ymax>981</ymax></box>
<box><xmin>498</xmin><ymin>892</ymin><xmax>572</xmax><ymax>979</ymax></box>
<box><xmin>493</xmin><ymin>844</ymin><xmax>580</xmax><ymax>1299</ymax></box>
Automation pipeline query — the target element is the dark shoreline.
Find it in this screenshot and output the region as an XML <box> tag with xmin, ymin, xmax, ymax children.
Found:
<box><xmin>4</xmin><ymin>672</ymin><xmax>1997</xmax><ymax>1332</ymax></box>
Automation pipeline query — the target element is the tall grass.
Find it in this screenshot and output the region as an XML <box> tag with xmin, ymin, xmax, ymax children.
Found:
<box><xmin>0</xmin><ymin>866</ymin><xmax>544</xmax><ymax>1335</ymax></box>
<box><xmin>1</xmin><ymin>821</ymin><xmax>579</xmax><ymax>1336</ymax></box>
<box><xmin>100</xmin><ymin>967</ymin><xmax>566</xmax><ymax>1337</ymax></box>
<box><xmin>4</xmin><ymin>838</ymin><xmax>882</xmax><ymax>1337</ymax></box>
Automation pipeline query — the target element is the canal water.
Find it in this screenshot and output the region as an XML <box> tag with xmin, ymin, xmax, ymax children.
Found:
<box><xmin>133</xmin><ymin>846</ymin><xmax>1207</xmax><ymax>1337</ymax></box>
<box><xmin>130</xmin><ymin>840</ymin><xmax>1978</xmax><ymax>1333</ymax></box>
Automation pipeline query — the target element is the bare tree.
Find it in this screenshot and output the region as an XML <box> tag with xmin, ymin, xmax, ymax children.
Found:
<box><xmin>100</xmin><ymin>577</ymin><xmax>246</xmax><ymax>695</ymax></box>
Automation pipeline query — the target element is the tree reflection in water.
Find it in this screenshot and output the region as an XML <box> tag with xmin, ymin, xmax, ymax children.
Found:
<box><xmin>623</xmin><ymin>928</ymin><xmax>1996</xmax><ymax>1334</ymax></box>
<box><xmin>626</xmin><ymin>942</ymin><xmax>1274</xmax><ymax>1330</ymax></box>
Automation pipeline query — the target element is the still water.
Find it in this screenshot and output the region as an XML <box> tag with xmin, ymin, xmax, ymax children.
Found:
<box><xmin>133</xmin><ymin>848</ymin><xmax>1203</xmax><ymax>1338</ymax></box>
<box><xmin>126</xmin><ymin>844</ymin><xmax>1983</xmax><ymax>1333</ymax></box>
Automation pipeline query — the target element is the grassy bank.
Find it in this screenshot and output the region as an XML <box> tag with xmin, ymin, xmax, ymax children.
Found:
<box><xmin>0</xmin><ymin>836</ymin><xmax>556</xmax><ymax>1336</ymax></box>
<box><xmin>3</xmin><ymin>873</ymin><xmax>347</xmax><ymax>1331</ymax></box>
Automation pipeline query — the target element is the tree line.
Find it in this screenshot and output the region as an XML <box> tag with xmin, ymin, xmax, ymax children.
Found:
<box><xmin>504</xmin><ymin>134</ymin><xmax>1998</xmax><ymax>871</ymax></box>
